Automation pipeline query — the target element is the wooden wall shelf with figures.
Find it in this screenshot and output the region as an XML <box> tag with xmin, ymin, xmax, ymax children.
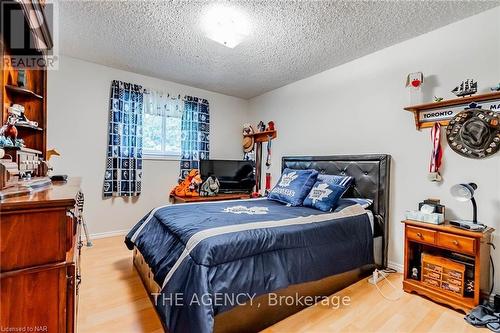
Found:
<box><xmin>244</xmin><ymin>130</ymin><xmax>277</xmax><ymax>143</ymax></box>
<box><xmin>404</xmin><ymin>91</ymin><xmax>500</xmax><ymax>130</ymax></box>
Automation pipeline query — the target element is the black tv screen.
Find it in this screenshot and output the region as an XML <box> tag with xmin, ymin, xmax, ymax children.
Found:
<box><xmin>200</xmin><ymin>160</ymin><xmax>255</xmax><ymax>193</ymax></box>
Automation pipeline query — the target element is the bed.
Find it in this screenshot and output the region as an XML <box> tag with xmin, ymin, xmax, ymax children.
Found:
<box><xmin>125</xmin><ymin>154</ymin><xmax>391</xmax><ymax>333</ymax></box>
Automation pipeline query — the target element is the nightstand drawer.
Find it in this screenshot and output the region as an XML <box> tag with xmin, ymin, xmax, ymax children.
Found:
<box><xmin>406</xmin><ymin>226</ymin><xmax>436</xmax><ymax>245</ymax></box>
<box><xmin>437</xmin><ymin>232</ymin><xmax>475</xmax><ymax>254</ymax></box>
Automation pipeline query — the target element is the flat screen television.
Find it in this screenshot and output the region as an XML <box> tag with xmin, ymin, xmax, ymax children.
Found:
<box><xmin>200</xmin><ymin>160</ymin><xmax>255</xmax><ymax>194</ymax></box>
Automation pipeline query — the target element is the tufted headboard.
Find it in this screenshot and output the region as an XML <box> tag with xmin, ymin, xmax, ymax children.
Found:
<box><xmin>282</xmin><ymin>154</ymin><xmax>391</xmax><ymax>267</ymax></box>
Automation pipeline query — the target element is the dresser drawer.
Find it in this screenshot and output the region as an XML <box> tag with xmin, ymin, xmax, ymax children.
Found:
<box><xmin>0</xmin><ymin>209</ymin><xmax>68</xmax><ymax>271</ymax></box>
<box><xmin>406</xmin><ymin>226</ymin><xmax>436</xmax><ymax>245</ymax></box>
<box><xmin>437</xmin><ymin>232</ymin><xmax>475</xmax><ymax>255</ymax></box>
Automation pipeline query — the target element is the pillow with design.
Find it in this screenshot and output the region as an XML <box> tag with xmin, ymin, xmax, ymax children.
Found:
<box><xmin>268</xmin><ymin>168</ymin><xmax>318</xmax><ymax>206</ymax></box>
<box><xmin>317</xmin><ymin>174</ymin><xmax>354</xmax><ymax>188</ymax></box>
<box><xmin>303</xmin><ymin>181</ymin><xmax>347</xmax><ymax>212</ymax></box>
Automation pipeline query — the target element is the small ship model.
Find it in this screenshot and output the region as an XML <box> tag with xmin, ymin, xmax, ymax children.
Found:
<box><xmin>452</xmin><ymin>79</ymin><xmax>477</xmax><ymax>97</ymax></box>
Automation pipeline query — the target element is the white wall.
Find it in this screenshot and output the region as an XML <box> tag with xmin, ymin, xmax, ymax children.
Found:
<box><xmin>48</xmin><ymin>56</ymin><xmax>248</xmax><ymax>236</ymax></box>
<box><xmin>248</xmin><ymin>8</ymin><xmax>500</xmax><ymax>291</ymax></box>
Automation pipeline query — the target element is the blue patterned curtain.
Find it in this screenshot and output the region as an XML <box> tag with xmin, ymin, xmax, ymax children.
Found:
<box><xmin>180</xmin><ymin>96</ymin><xmax>210</xmax><ymax>178</ymax></box>
<box><xmin>103</xmin><ymin>80</ymin><xmax>144</xmax><ymax>197</ymax></box>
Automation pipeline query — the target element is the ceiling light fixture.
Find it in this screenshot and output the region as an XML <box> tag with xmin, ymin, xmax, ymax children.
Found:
<box><xmin>201</xmin><ymin>5</ymin><xmax>250</xmax><ymax>48</ymax></box>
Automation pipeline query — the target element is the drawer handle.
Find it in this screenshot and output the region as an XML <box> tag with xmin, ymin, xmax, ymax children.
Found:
<box><xmin>453</xmin><ymin>240</ymin><xmax>459</xmax><ymax>246</ymax></box>
<box><xmin>416</xmin><ymin>232</ymin><xmax>423</xmax><ymax>238</ymax></box>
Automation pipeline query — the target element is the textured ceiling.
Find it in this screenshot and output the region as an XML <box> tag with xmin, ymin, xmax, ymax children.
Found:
<box><xmin>58</xmin><ymin>0</ymin><xmax>500</xmax><ymax>99</ymax></box>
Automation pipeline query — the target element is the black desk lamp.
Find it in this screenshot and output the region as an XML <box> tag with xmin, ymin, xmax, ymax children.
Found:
<box><xmin>450</xmin><ymin>182</ymin><xmax>485</xmax><ymax>231</ymax></box>
<box><xmin>450</xmin><ymin>183</ymin><xmax>478</xmax><ymax>223</ymax></box>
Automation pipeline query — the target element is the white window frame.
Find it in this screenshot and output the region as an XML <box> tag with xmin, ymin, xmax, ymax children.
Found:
<box><xmin>143</xmin><ymin>113</ymin><xmax>182</xmax><ymax>161</ymax></box>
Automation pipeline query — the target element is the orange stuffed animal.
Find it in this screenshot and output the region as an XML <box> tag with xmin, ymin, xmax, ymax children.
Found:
<box><xmin>171</xmin><ymin>169</ymin><xmax>203</xmax><ymax>197</ymax></box>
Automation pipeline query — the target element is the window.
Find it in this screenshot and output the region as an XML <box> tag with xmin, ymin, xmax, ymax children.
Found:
<box><xmin>142</xmin><ymin>91</ymin><xmax>183</xmax><ymax>159</ymax></box>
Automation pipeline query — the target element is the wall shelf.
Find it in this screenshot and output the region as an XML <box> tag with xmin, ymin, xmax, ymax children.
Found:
<box><xmin>404</xmin><ymin>91</ymin><xmax>500</xmax><ymax>130</ymax></box>
<box><xmin>244</xmin><ymin>130</ymin><xmax>277</xmax><ymax>143</ymax></box>
<box><xmin>5</xmin><ymin>85</ymin><xmax>43</xmax><ymax>100</ymax></box>
<box><xmin>15</xmin><ymin>123</ymin><xmax>43</xmax><ymax>131</ymax></box>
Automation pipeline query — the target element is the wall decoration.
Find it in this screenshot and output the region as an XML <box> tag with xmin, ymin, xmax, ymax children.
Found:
<box><xmin>405</xmin><ymin>72</ymin><xmax>424</xmax><ymax>105</ymax></box>
<box><xmin>103</xmin><ymin>80</ymin><xmax>144</xmax><ymax>197</ymax></box>
<box><xmin>404</xmin><ymin>91</ymin><xmax>500</xmax><ymax>130</ymax></box>
<box><xmin>242</xmin><ymin>122</ymin><xmax>277</xmax><ymax>195</ymax></box>
<box><xmin>452</xmin><ymin>79</ymin><xmax>477</xmax><ymax>97</ymax></box>
<box><xmin>446</xmin><ymin>104</ymin><xmax>500</xmax><ymax>159</ymax></box>
<box><xmin>180</xmin><ymin>96</ymin><xmax>210</xmax><ymax>179</ymax></box>
<box><xmin>491</xmin><ymin>83</ymin><xmax>500</xmax><ymax>92</ymax></box>
<box><xmin>428</xmin><ymin>123</ymin><xmax>443</xmax><ymax>182</ymax></box>
<box><xmin>433</xmin><ymin>96</ymin><xmax>444</xmax><ymax>102</ymax></box>
<box><xmin>242</xmin><ymin>123</ymin><xmax>255</xmax><ymax>155</ymax></box>
<box><xmin>256</xmin><ymin>120</ymin><xmax>266</xmax><ymax>132</ymax></box>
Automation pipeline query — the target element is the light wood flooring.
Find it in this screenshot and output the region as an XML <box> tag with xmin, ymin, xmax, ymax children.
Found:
<box><xmin>78</xmin><ymin>236</ymin><xmax>484</xmax><ymax>333</ymax></box>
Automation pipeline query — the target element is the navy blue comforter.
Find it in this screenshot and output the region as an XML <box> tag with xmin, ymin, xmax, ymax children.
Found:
<box><xmin>125</xmin><ymin>198</ymin><xmax>373</xmax><ymax>333</ymax></box>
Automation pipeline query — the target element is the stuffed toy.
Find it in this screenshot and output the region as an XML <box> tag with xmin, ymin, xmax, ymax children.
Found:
<box><xmin>171</xmin><ymin>169</ymin><xmax>203</xmax><ymax>197</ymax></box>
<box><xmin>200</xmin><ymin>176</ymin><xmax>220</xmax><ymax>196</ymax></box>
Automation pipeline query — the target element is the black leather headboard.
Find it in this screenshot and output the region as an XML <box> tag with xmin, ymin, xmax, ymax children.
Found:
<box><xmin>282</xmin><ymin>154</ymin><xmax>391</xmax><ymax>267</ymax></box>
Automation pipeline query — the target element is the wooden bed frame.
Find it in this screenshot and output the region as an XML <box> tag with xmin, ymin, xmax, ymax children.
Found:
<box><xmin>133</xmin><ymin>247</ymin><xmax>372</xmax><ymax>333</ymax></box>
<box><xmin>132</xmin><ymin>154</ymin><xmax>391</xmax><ymax>332</ymax></box>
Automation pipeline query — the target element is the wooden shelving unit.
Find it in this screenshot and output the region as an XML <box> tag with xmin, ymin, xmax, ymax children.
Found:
<box><xmin>1</xmin><ymin>2</ymin><xmax>49</xmax><ymax>159</ymax></box>
<box><xmin>404</xmin><ymin>91</ymin><xmax>500</xmax><ymax>130</ymax></box>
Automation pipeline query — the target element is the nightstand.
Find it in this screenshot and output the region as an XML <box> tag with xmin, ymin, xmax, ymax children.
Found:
<box><xmin>402</xmin><ymin>219</ymin><xmax>494</xmax><ymax>312</ymax></box>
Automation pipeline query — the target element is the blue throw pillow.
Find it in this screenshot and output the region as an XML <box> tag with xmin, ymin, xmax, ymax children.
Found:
<box><xmin>317</xmin><ymin>174</ymin><xmax>354</xmax><ymax>188</ymax></box>
<box><xmin>303</xmin><ymin>181</ymin><xmax>347</xmax><ymax>212</ymax></box>
<box><xmin>268</xmin><ymin>168</ymin><xmax>318</xmax><ymax>206</ymax></box>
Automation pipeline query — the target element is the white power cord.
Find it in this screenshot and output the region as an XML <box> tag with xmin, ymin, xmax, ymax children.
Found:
<box><xmin>370</xmin><ymin>269</ymin><xmax>403</xmax><ymax>301</ymax></box>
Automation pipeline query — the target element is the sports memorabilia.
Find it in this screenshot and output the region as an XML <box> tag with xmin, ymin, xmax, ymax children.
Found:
<box><xmin>429</xmin><ymin>123</ymin><xmax>443</xmax><ymax>182</ymax></box>
<box><xmin>446</xmin><ymin>104</ymin><xmax>500</xmax><ymax>159</ymax></box>
<box><xmin>242</xmin><ymin>124</ymin><xmax>255</xmax><ymax>153</ymax></box>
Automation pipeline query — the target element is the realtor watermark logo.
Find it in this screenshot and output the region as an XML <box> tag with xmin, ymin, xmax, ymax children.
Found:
<box><xmin>1</xmin><ymin>0</ymin><xmax>59</xmax><ymax>69</ymax></box>
<box><xmin>151</xmin><ymin>292</ymin><xmax>352</xmax><ymax>310</ymax></box>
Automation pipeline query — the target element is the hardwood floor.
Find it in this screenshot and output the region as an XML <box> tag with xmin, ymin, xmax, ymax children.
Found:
<box><xmin>78</xmin><ymin>236</ymin><xmax>484</xmax><ymax>333</ymax></box>
<box><xmin>78</xmin><ymin>236</ymin><xmax>163</xmax><ymax>332</ymax></box>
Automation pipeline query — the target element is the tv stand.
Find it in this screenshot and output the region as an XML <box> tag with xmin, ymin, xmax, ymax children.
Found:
<box><xmin>170</xmin><ymin>193</ymin><xmax>252</xmax><ymax>204</ymax></box>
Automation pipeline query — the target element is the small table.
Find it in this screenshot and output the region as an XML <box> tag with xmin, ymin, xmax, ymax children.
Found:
<box><xmin>169</xmin><ymin>193</ymin><xmax>252</xmax><ymax>204</ymax></box>
<box><xmin>402</xmin><ymin>219</ymin><xmax>494</xmax><ymax>313</ymax></box>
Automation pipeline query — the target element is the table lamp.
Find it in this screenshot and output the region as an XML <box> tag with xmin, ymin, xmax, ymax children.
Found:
<box><xmin>449</xmin><ymin>182</ymin><xmax>485</xmax><ymax>231</ymax></box>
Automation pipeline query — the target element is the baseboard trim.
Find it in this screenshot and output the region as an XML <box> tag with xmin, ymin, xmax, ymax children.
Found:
<box><xmin>90</xmin><ymin>229</ymin><xmax>129</xmax><ymax>240</ymax></box>
<box><xmin>387</xmin><ymin>260</ymin><xmax>404</xmax><ymax>273</ymax></box>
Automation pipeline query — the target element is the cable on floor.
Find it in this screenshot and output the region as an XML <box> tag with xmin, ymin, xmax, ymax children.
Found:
<box><xmin>487</xmin><ymin>242</ymin><xmax>495</xmax><ymax>301</ymax></box>
<box><xmin>372</xmin><ymin>270</ymin><xmax>403</xmax><ymax>302</ymax></box>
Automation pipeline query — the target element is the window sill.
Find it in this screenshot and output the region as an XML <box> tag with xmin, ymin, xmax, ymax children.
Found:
<box><xmin>143</xmin><ymin>155</ymin><xmax>180</xmax><ymax>161</ymax></box>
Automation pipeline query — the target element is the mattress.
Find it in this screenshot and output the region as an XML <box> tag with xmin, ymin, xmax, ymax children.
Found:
<box><xmin>125</xmin><ymin>198</ymin><xmax>374</xmax><ymax>333</ymax></box>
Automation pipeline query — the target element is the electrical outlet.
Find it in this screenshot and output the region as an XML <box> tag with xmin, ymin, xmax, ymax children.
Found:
<box><xmin>368</xmin><ymin>269</ymin><xmax>388</xmax><ymax>285</ymax></box>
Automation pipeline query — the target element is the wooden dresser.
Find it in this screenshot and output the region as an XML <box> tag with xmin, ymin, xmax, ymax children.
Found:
<box><xmin>402</xmin><ymin>219</ymin><xmax>494</xmax><ymax>312</ymax></box>
<box><xmin>0</xmin><ymin>179</ymin><xmax>82</xmax><ymax>333</ymax></box>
